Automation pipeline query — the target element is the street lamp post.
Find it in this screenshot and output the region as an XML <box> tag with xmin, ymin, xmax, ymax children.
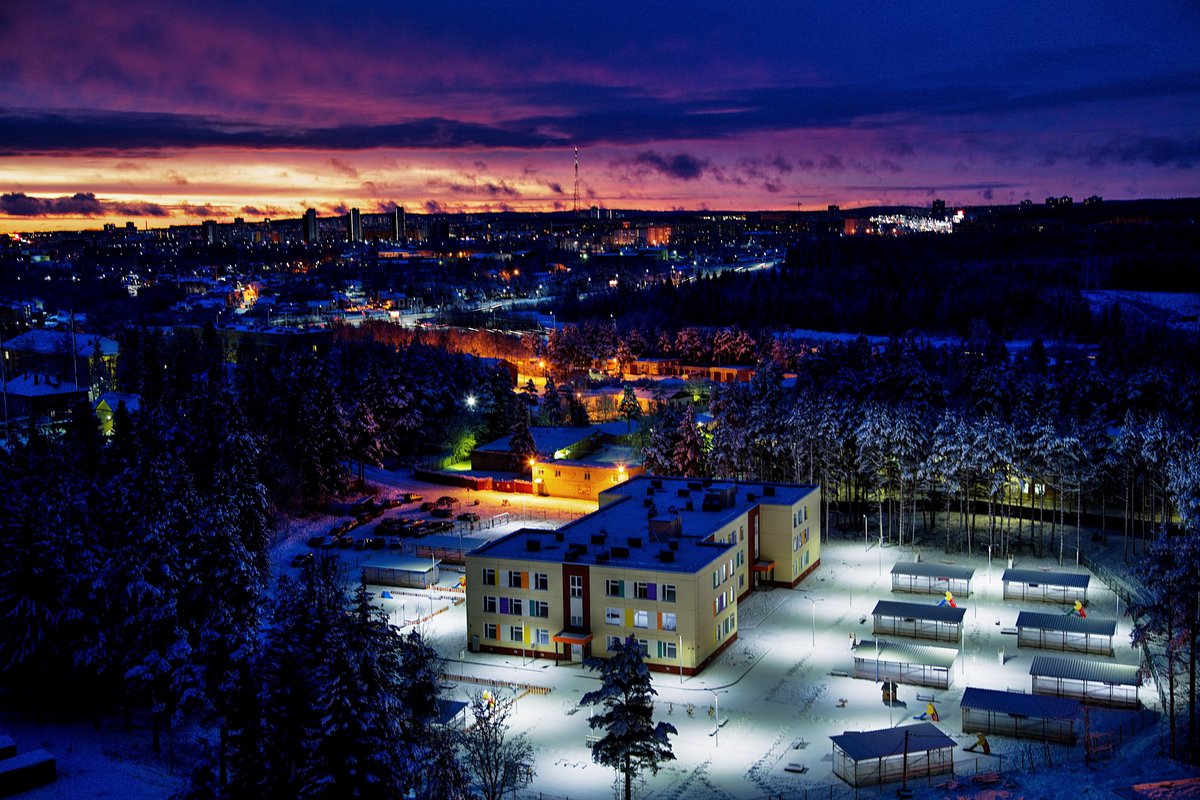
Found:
<box><xmin>710</xmin><ymin>690</ymin><xmax>721</xmax><ymax>746</ymax></box>
<box><xmin>863</xmin><ymin>514</ymin><xmax>868</xmax><ymax>551</ymax></box>
<box><xmin>804</xmin><ymin>596</ymin><xmax>823</xmax><ymax>646</ymax></box>
<box><xmin>678</xmin><ymin>633</ymin><xmax>684</xmax><ymax>684</ymax></box>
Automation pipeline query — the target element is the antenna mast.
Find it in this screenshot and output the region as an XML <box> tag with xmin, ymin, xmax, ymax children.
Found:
<box><xmin>573</xmin><ymin>147</ymin><xmax>580</xmax><ymax>215</ymax></box>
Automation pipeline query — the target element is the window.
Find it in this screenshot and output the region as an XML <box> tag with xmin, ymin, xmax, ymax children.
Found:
<box><xmin>584</xmin><ymin>472</ymin><xmax>591</xmax><ymax>481</ymax></box>
<box><xmin>803</xmin><ymin>505</ymin><xmax>808</xmax><ymax>521</ymax></box>
<box><xmin>636</xmin><ymin>639</ymin><xmax>649</xmax><ymax>657</ymax></box>
<box><xmin>535</xmin><ymin>628</ymin><xmax>550</xmax><ymax>646</ymax></box>
<box><xmin>606</xmin><ymin>607</ymin><xmax>622</xmax><ymax>625</ymax></box>
<box><xmin>482</xmin><ymin>568</ymin><xmax>496</xmax><ymax>586</ymax></box>
<box><xmin>662</xmin><ymin>612</ymin><xmax>677</xmax><ymax>631</ymax></box>
<box><xmin>483</xmin><ymin>596</ymin><xmax>497</xmax><ymax>613</ymax></box>
<box><xmin>534</xmin><ymin>572</ymin><xmax>549</xmax><ymax>591</ymax></box>
<box><xmin>606</xmin><ymin>635</ymin><xmax>622</xmax><ymax>651</ymax></box>
<box><xmin>554</xmin><ymin>469</ymin><xmax>561</xmax><ymax>477</ymax></box>
<box><xmin>739</xmin><ymin>574</ymin><xmax>744</xmax><ymax>589</ymax></box>
<box><xmin>801</xmin><ymin>526</ymin><xmax>809</xmax><ymax>545</ymax></box>
<box><xmin>569</xmin><ymin>575</ymin><xmax>582</xmax><ymax>598</ymax></box>
<box><xmin>510</xmin><ymin>598</ymin><xmax>523</xmax><ymax>616</ymax></box>
<box><xmin>739</xmin><ymin>525</ymin><xmax>744</xmax><ymax>542</ymax></box>
<box><xmin>605</xmin><ymin>579</ymin><xmax>624</xmax><ymax>597</ymax></box>
<box><xmin>570</xmin><ymin>611</ymin><xmax>584</xmax><ymax>627</ymax></box>
<box><xmin>658</xmin><ymin>640</ymin><xmax>677</xmax><ymax>660</ymax></box>
<box><xmin>633</xmin><ymin>610</ymin><xmax>649</xmax><ymax>629</ymax></box>
<box><xmin>484</xmin><ymin>623</ymin><xmax>498</xmax><ymax>640</ymax></box>
<box><xmin>507</xmin><ymin>570</ymin><xmax>523</xmax><ymax>588</ymax></box>
<box><xmin>662</xmin><ymin>584</ymin><xmax>677</xmax><ymax>603</ymax></box>
<box><xmin>508</xmin><ymin>624</ymin><xmax>523</xmax><ymax>642</ymax></box>
<box><xmin>712</xmin><ymin>570</ymin><xmax>719</xmax><ymax>589</ymax></box>
<box><xmin>634</xmin><ymin>582</ymin><xmax>650</xmax><ymax>600</ymax></box>
<box><xmin>530</xmin><ymin>600</ymin><xmax>549</xmax><ymax>618</ymax></box>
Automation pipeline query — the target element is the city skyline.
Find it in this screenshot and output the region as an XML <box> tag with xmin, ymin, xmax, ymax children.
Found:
<box><xmin>2</xmin><ymin>0</ymin><xmax>1199</xmax><ymax>232</ymax></box>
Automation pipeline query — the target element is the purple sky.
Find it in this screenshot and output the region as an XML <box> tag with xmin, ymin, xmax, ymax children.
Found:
<box><xmin>1</xmin><ymin>1</ymin><xmax>1198</xmax><ymax>230</ymax></box>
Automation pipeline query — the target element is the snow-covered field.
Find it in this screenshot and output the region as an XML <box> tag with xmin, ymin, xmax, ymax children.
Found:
<box><xmin>416</xmin><ymin>539</ymin><xmax>1198</xmax><ymax>800</ymax></box>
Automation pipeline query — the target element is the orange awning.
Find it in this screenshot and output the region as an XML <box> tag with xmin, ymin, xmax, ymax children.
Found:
<box><xmin>751</xmin><ymin>560</ymin><xmax>776</xmax><ymax>573</ymax></box>
<box><xmin>552</xmin><ymin>629</ymin><xmax>594</xmax><ymax>645</ymax></box>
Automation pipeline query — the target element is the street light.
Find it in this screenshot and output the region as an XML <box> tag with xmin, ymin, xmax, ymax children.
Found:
<box><xmin>803</xmin><ymin>596</ymin><xmax>823</xmax><ymax>646</ymax></box>
<box><xmin>677</xmin><ymin>633</ymin><xmax>684</xmax><ymax>684</ymax></box>
<box><xmin>709</xmin><ymin>689</ymin><xmax>722</xmax><ymax>746</ymax></box>
<box><xmin>863</xmin><ymin>514</ymin><xmax>868</xmax><ymax>551</ymax></box>
<box><xmin>465</xmin><ymin>394</ymin><xmax>476</xmax><ymax>409</ymax></box>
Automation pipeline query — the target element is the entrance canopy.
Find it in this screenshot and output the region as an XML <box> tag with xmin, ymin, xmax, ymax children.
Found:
<box><xmin>552</xmin><ymin>629</ymin><xmax>594</xmax><ymax>645</ymax></box>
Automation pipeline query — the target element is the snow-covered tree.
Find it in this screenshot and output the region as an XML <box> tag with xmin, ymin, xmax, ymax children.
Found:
<box><xmin>618</xmin><ymin>384</ymin><xmax>642</xmax><ymax>432</ymax></box>
<box><xmin>461</xmin><ymin>691</ymin><xmax>536</xmax><ymax>800</ymax></box>
<box><xmin>580</xmin><ymin>637</ymin><xmax>677</xmax><ymax>800</ymax></box>
<box><xmin>672</xmin><ymin>405</ymin><xmax>706</xmax><ymax>478</ymax></box>
<box><xmin>508</xmin><ymin>405</ymin><xmax>537</xmax><ymax>473</ymax></box>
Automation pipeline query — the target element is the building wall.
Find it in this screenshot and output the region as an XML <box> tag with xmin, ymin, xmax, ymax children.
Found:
<box><xmin>757</xmin><ymin>489</ymin><xmax>821</xmax><ymax>586</ymax></box>
<box><xmin>464</xmin><ymin>554</ymin><xmax>566</xmax><ymax>659</ymax></box>
<box><xmin>533</xmin><ymin>461</ymin><xmax>644</xmax><ymax>500</ymax></box>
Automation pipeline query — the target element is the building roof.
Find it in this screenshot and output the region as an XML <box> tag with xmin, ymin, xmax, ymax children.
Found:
<box><xmin>891</xmin><ymin>561</ymin><xmax>976</xmax><ymax>581</ymax></box>
<box><xmin>855</xmin><ymin>640</ymin><xmax>958</xmax><ymax>669</ymax></box>
<box><xmin>470</xmin><ymin>475</ymin><xmax>818</xmax><ymax>574</ymax></box>
<box><xmin>1029</xmin><ymin>655</ymin><xmax>1142</xmax><ymax>686</ymax></box>
<box><xmin>830</xmin><ymin>722</ymin><xmax>956</xmax><ymax>761</ymax></box>
<box><xmin>474</xmin><ymin>425</ymin><xmax>596</xmax><ymax>457</ymax></box>
<box><xmin>1002</xmin><ymin>568</ymin><xmax>1090</xmax><ymax>589</ymax></box>
<box><xmin>2</xmin><ymin>328</ymin><xmax>118</xmax><ymax>357</ymax></box>
<box><xmin>2</xmin><ymin>373</ymin><xmax>84</xmax><ymax>397</ymax></box>
<box><xmin>872</xmin><ymin>600</ymin><xmax>966</xmax><ymax>624</ymax></box>
<box><xmin>94</xmin><ymin>391</ymin><xmax>141</xmax><ymax>413</ymax></box>
<box><xmin>1015</xmin><ymin>611</ymin><xmax>1116</xmax><ymax>636</ymax></box>
<box><xmin>960</xmin><ymin>687</ymin><xmax>1079</xmax><ymax>720</ymax></box>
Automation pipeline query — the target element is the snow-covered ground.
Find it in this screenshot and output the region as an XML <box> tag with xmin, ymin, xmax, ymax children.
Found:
<box><xmin>410</xmin><ymin>538</ymin><xmax>1198</xmax><ymax>800</ymax></box>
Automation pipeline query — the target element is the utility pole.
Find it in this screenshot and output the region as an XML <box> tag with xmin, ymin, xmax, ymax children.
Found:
<box><xmin>573</xmin><ymin>147</ymin><xmax>580</xmax><ymax>216</ymax></box>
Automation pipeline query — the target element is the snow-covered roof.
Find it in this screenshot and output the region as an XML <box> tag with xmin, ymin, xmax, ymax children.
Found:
<box><xmin>475</xmin><ymin>426</ymin><xmax>597</xmax><ymax>456</ymax></box>
<box><xmin>871</xmin><ymin>600</ymin><xmax>966</xmax><ymax>624</ymax></box>
<box><xmin>2</xmin><ymin>373</ymin><xmax>83</xmax><ymax>397</ymax></box>
<box><xmin>854</xmin><ymin>639</ymin><xmax>958</xmax><ymax>669</ymax></box>
<box><xmin>960</xmin><ymin>687</ymin><xmax>1079</xmax><ymax>720</ymax></box>
<box><xmin>1003</xmin><ymin>568</ymin><xmax>1090</xmax><ymax>588</ymax></box>
<box><xmin>1029</xmin><ymin>655</ymin><xmax>1141</xmax><ymax>686</ymax></box>
<box><xmin>1015</xmin><ymin>611</ymin><xmax>1116</xmax><ymax>636</ymax></box>
<box><xmin>93</xmin><ymin>391</ymin><xmax>141</xmax><ymax>414</ymax></box>
<box><xmin>2</xmin><ymin>329</ymin><xmax>118</xmax><ymax>357</ymax></box>
<box><xmin>830</xmin><ymin>722</ymin><xmax>955</xmax><ymax>760</ymax></box>
<box><xmin>891</xmin><ymin>561</ymin><xmax>976</xmax><ymax>581</ymax></box>
<box><xmin>362</xmin><ymin>556</ymin><xmax>440</xmax><ymax>573</ymax></box>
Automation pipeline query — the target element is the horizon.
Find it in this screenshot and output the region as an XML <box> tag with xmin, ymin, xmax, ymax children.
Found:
<box><xmin>2</xmin><ymin>1</ymin><xmax>1198</xmax><ymax>233</ymax></box>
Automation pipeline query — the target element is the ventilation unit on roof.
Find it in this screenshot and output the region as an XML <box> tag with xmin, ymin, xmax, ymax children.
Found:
<box><xmin>590</xmin><ymin>533</ymin><xmax>607</xmax><ymax>545</ymax></box>
<box><xmin>627</xmin><ymin>537</ymin><xmax>642</xmax><ymax>548</ymax></box>
<box><xmin>677</xmin><ymin>488</ymin><xmax>690</xmax><ymax>497</ymax></box>
<box><xmin>668</xmin><ymin>539</ymin><xmax>680</xmax><ymax>551</ymax></box>
<box><xmin>525</xmin><ymin>539</ymin><xmax>542</xmax><ymax>552</ymax></box>
<box><xmin>685</xmin><ymin>499</ymin><xmax>694</xmax><ymax>511</ymax></box>
<box><xmin>763</xmin><ymin>485</ymin><xmax>776</xmax><ymax>497</ymax></box>
<box><xmin>646</xmin><ymin>487</ymin><xmax>655</xmax><ymax>496</ymax></box>
<box><xmin>643</xmin><ymin>498</ymin><xmax>652</xmax><ymax>508</ymax></box>
<box><xmin>595</xmin><ymin>552</ymin><xmax>609</xmax><ymax>563</ymax></box>
<box><xmin>564</xmin><ymin>552</ymin><xmax>579</xmax><ymax>563</ymax></box>
<box><xmin>649</xmin><ymin>516</ymin><xmax>682</xmax><ymax>538</ymax></box>
<box><xmin>687</xmin><ymin>481</ymin><xmax>703</xmax><ymax>491</ymax></box>
<box><xmin>611</xmin><ymin>546</ymin><xmax>629</xmax><ymax>559</ymax></box>
<box><xmin>657</xmin><ymin>550</ymin><xmax>675</xmax><ymax>563</ymax></box>
<box><xmin>747</xmin><ymin>492</ymin><xmax>757</xmax><ymax>502</ymax></box>
<box><xmin>651</xmin><ymin>479</ymin><xmax>663</xmax><ymax>489</ymax></box>
<box><xmin>554</xmin><ymin>531</ymin><xmax>565</xmax><ymax>542</ymax></box>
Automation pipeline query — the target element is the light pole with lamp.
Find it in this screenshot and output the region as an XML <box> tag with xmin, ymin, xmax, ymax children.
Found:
<box><xmin>709</xmin><ymin>689</ymin><xmax>722</xmax><ymax>746</ymax></box>
<box><xmin>803</xmin><ymin>596</ymin><xmax>823</xmax><ymax>646</ymax></box>
<box><xmin>863</xmin><ymin>514</ymin><xmax>868</xmax><ymax>551</ymax></box>
<box><xmin>678</xmin><ymin>633</ymin><xmax>684</xmax><ymax>684</ymax></box>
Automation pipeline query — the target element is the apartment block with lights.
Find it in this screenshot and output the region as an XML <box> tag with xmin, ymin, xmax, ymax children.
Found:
<box><xmin>464</xmin><ymin>475</ymin><xmax>820</xmax><ymax>675</ymax></box>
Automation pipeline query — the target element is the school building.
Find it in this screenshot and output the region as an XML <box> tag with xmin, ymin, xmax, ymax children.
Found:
<box><xmin>464</xmin><ymin>475</ymin><xmax>821</xmax><ymax>675</ymax></box>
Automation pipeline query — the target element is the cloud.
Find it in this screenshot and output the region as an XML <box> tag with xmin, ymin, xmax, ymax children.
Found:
<box><xmin>427</xmin><ymin>176</ymin><xmax>521</xmax><ymax>198</ymax></box>
<box><xmin>618</xmin><ymin>151</ymin><xmax>711</xmax><ymax>181</ymax></box>
<box><xmin>327</xmin><ymin>157</ymin><xmax>359</xmax><ymax>178</ymax></box>
<box><xmin>0</xmin><ymin>191</ymin><xmax>165</xmax><ymax>217</ymax></box>
<box><xmin>423</xmin><ymin>199</ymin><xmax>445</xmax><ymax>213</ymax></box>
<box><xmin>1085</xmin><ymin>135</ymin><xmax>1200</xmax><ymax>168</ymax></box>
<box><xmin>164</xmin><ymin>169</ymin><xmax>189</xmax><ymax>185</ymax></box>
<box><xmin>178</xmin><ymin>202</ymin><xmax>219</xmax><ymax>217</ymax></box>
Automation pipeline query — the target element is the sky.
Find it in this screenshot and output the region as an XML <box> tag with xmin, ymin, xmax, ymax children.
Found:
<box><xmin>1</xmin><ymin>1</ymin><xmax>1198</xmax><ymax>232</ymax></box>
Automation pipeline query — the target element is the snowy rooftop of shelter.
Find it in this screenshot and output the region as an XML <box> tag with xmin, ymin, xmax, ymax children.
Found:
<box><xmin>1016</xmin><ymin>610</ymin><xmax>1117</xmax><ymax>636</ymax></box>
<box><xmin>855</xmin><ymin>639</ymin><xmax>958</xmax><ymax>669</ymax></box>
<box><xmin>829</xmin><ymin>722</ymin><xmax>955</xmax><ymax>759</ymax></box>
<box><xmin>959</xmin><ymin>687</ymin><xmax>1080</xmax><ymax>719</ymax></box>
<box><xmin>474</xmin><ymin>425</ymin><xmax>596</xmax><ymax>455</ymax></box>
<box><xmin>1003</xmin><ymin>567</ymin><xmax>1091</xmax><ymax>588</ymax></box>
<box><xmin>1</xmin><ymin>328</ymin><xmax>118</xmax><ymax>357</ymax></box>
<box><xmin>871</xmin><ymin>599</ymin><xmax>966</xmax><ymax>624</ymax></box>
<box><xmin>360</xmin><ymin>556</ymin><xmax>440</xmax><ymax>572</ymax></box>
<box><xmin>1029</xmin><ymin>655</ymin><xmax>1142</xmax><ymax>685</ymax></box>
<box><xmin>469</xmin><ymin>476</ymin><xmax>817</xmax><ymax>573</ymax></box>
<box><xmin>890</xmin><ymin>561</ymin><xmax>975</xmax><ymax>580</ymax></box>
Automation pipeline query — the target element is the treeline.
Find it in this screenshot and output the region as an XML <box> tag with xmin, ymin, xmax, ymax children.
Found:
<box><xmin>571</xmin><ymin>222</ymin><xmax>1200</xmax><ymax>339</ymax></box>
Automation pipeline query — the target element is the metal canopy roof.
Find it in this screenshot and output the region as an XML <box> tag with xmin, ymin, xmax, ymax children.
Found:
<box><xmin>1029</xmin><ymin>655</ymin><xmax>1142</xmax><ymax>686</ymax></box>
<box><xmin>830</xmin><ymin>722</ymin><xmax>956</xmax><ymax>761</ymax></box>
<box><xmin>960</xmin><ymin>687</ymin><xmax>1080</xmax><ymax>719</ymax></box>
<box><xmin>1015</xmin><ymin>611</ymin><xmax>1116</xmax><ymax>636</ymax></box>
<box><xmin>891</xmin><ymin>561</ymin><xmax>976</xmax><ymax>581</ymax></box>
<box><xmin>1002</xmin><ymin>568</ymin><xmax>1090</xmax><ymax>588</ymax></box>
<box><xmin>872</xmin><ymin>600</ymin><xmax>967</xmax><ymax>624</ymax></box>
<box><xmin>856</xmin><ymin>639</ymin><xmax>959</xmax><ymax>669</ymax></box>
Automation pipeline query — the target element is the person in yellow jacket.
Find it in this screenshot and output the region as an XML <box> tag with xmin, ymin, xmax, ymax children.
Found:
<box><xmin>964</xmin><ymin>732</ymin><xmax>990</xmax><ymax>754</ymax></box>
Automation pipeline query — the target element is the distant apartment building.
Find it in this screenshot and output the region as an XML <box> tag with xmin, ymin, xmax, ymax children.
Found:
<box><xmin>465</xmin><ymin>476</ymin><xmax>821</xmax><ymax>674</ymax></box>
<box><xmin>346</xmin><ymin>208</ymin><xmax>362</xmax><ymax>242</ymax></box>
<box><xmin>303</xmin><ymin>208</ymin><xmax>320</xmax><ymax>243</ymax></box>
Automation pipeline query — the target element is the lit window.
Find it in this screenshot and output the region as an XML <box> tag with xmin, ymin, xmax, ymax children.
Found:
<box><xmin>634</xmin><ymin>610</ymin><xmax>649</xmax><ymax>629</ymax></box>
<box><xmin>606</xmin><ymin>607</ymin><xmax>622</xmax><ymax>625</ymax></box>
<box><xmin>662</xmin><ymin>612</ymin><xmax>677</xmax><ymax>631</ymax></box>
<box><xmin>535</xmin><ymin>628</ymin><xmax>550</xmax><ymax>646</ymax></box>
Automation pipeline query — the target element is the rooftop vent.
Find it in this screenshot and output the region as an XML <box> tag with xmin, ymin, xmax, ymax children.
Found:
<box><xmin>677</xmin><ymin>488</ymin><xmax>690</xmax><ymax>497</ymax></box>
<box><xmin>643</xmin><ymin>498</ymin><xmax>653</xmax><ymax>508</ymax></box>
<box><xmin>649</xmin><ymin>516</ymin><xmax>683</xmax><ymax>538</ymax></box>
<box><xmin>747</xmin><ymin>492</ymin><xmax>757</xmax><ymax>502</ymax></box>
<box><xmin>590</xmin><ymin>533</ymin><xmax>607</xmax><ymax>545</ymax></box>
<box><xmin>657</xmin><ymin>550</ymin><xmax>676</xmax><ymax>563</ymax></box>
<box><xmin>564</xmin><ymin>552</ymin><xmax>579</xmax><ymax>563</ymax></box>
<box><xmin>595</xmin><ymin>552</ymin><xmax>609</xmax><ymax>563</ymax></box>
<box><xmin>668</xmin><ymin>539</ymin><xmax>680</xmax><ymax>551</ymax></box>
<box><xmin>627</xmin><ymin>536</ymin><xmax>643</xmax><ymax>548</ymax></box>
<box><xmin>646</xmin><ymin>487</ymin><xmax>655</xmax><ymax>496</ymax></box>
<box><xmin>611</xmin><ymin>546</ymin><xmax>630</xmax><ymax>559</ymax></box>
<box><xmin>525</xmin><ymin>539</ymin><xmax>542</xmax><ymax>552</ymax></box>
<box><xmin>763</xmin><ymin>485</ymin><xmax>776</xmax><ymax>497</ymax></box>
<box><xmin>651</xmin><ymin>479</ymin><xmax>663</xmax><ymax>489</ymax></box>
<box><xmin>685</xmin><ymin>500</ymin><xmax>694</xmax><ymax>511</ymax></box>
<box><xmin>554</xmin><ymin>531</ymin><xmax>565</xmax><ymax>542</ymax></box>
<box><xmin>687</xmin><ymin>481</ymin><xmax>703</xmax><ymax>491</ymax></box>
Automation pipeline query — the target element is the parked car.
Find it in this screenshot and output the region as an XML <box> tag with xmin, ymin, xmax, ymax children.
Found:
<box><xmin>403</xmin><ymin>492</ymin><xmax>424</xmax><ymax>503</ymax></box>
<box><xmin>290</xmin><ymin>552</ymin><xmax>314</xmax><ymax>568</ymax></box>
<box><xmin>431</xmin><ymin>506</ymin><xmax>454</xmax><ymax>518</ymax></box>
<box><xmin>306</xmin><ymin>535</ymin><xmax>326</xmax><ymax>547</ymax></box>
<box><xmin>419</xmin><ymin>501</ymin><xmax>437</xmax><ymax>512</ymax></box>
<box><xmin>369</xmin><ymin>537</ymin><xmax>385</xmax><ymax>550</ymax></box>
<box><xmin>457</xmin><ymin>511</ymin><xmax>480</xmax><ymax>523</ymax></box>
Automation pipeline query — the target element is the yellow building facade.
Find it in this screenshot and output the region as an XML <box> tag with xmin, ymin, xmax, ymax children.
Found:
<box><xmin>465</xmin><ymin>476</ymin><xmax>821</xmax><ymax>675</ymax></box>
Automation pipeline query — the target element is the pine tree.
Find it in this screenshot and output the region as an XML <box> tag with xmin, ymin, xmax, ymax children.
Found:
<box><xmin>580</xmin><ymin>637</ymin><xmax>676</xmax><ymax>800</ymax></box>
<box><xmin>618</xmin><ymin>384</ymin><xmax>641</xmax><ymax>433</ymax></box>
<box><xmin>540</xmin><ymin>375</ymin><xmax>564</xmax><ymax>425</ymax></box>
<box><xmin>672</xmin><ymin>405</ymin><xmax>706</xmax><ymax>478</ymax></box>
<box><xmin>509</xmin><ymin>405</ymin><xmax>537</xmax><ymax>473</ymax></box>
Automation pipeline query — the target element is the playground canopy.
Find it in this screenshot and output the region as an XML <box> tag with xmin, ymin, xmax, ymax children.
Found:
<box><xmin>1015</xmin><ymin>611</ymin><xmax>1116</xmax><ymax>656</ymax></box>
<box><xmin>361</xmin><ymin>556</ymin><xmax>441</xmax><ymax>589</ymax></box>
<box><xmin>891</xmin><ymin>562</ymin><xmax>975</xmax><ymax>597</ymax></box>
<box><xmin>872</xmin><ymin>600</ymin><xmax>966</xmax><ymax>644</ymax></box>
<box><xmin>853</xmin><ymin>639</ymin><xmax>958</xmax><ymax>690</ymax></box>
<box><xmin>1002</xmin><ymin>568</ymin><xmax>1089</xmax><ymax>604</ymax></box>
<box><xmin>960</xmin><ymin>686</ymin><xmax>1080</xmax><ymax>744</ymax></box>
<box><xmin>830</xmin><ymin>722</ymin><xmax>956</xmax><ymax>788</ymax></box>
<box><xmin>1030</xmin><ymin>655</ymin><xmax>1142</xmax><ymax>709</ymax></box>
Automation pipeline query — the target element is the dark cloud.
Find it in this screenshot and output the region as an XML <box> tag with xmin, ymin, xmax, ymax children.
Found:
<box><xmin>1086</xmin><ymin>135</ymin><xmax>1200</xmax><ymax>168</ymax></box>
<box><xmin>0</xmin><ymin>191</ymin><xmax>104</xmax><ymax>216</ymax></box>
<box><xmin>629</xmin><ymin>151</ymin><xmax>711</xmax><ymax>181</ymax></box>
<box><xmin>545</xmin><ymin>181</ymin><xmax>565</xmax><ymax>195</ymax></box>
<box><xmin>0</xmin><ymin>191</ymin><xmax>166</xmax><ymax>217</ymax></box>
<box><xmin>327</xmin><ymin>157</ymin><xmax>359</xmax><ymax>178</ymax></box>
<box><xmin>820</xmin><ymin>155</ymin><xmax>844</xmax><ymax>172</ymax></box>
<box><xmin>427</xmin><ymin>176</ymin><xmax>521</xmax><ymax>198</ymax></box>
<box><xmin>424</xmin><ymin>199</ymin><xmax>445</xmax><ymax>213</ymax></box>
<box><xmin>179</xmin><ymin>202</ymin><xmax>219</xmax><ymax>217</ymax></box>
